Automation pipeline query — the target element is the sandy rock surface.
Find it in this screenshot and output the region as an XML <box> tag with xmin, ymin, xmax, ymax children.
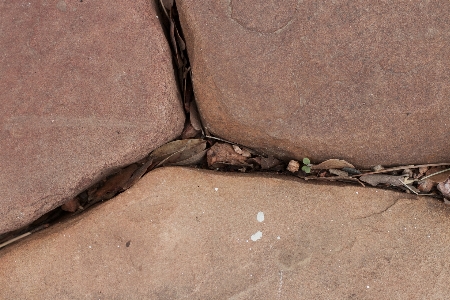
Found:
<box><xmin>176</xmin><ymin>0</ymin><xmax>450</xmax><ymax>168</ymax></box>
<box><xmin>1</xmin><ymin>167</ymin><xmax>449</xmax><ymax>299</ymax></box>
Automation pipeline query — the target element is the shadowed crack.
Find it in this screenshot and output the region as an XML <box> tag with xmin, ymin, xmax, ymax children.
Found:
<box><xmin>355</xmin><ymin>198</ymin><xmax>400</xmax><ymax>220</ymax></box>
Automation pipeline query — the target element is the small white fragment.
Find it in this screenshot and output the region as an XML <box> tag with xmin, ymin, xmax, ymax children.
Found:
<box><xmin>251</xmin><ymin>231</ymin><xmax>262</xmax><ymax>241</ymax></box>
<box><xmin>367</xmin><ymin>285</ymin><xmax>370</xmax><ymax>289</ymax></box>
<box><xmin>233</xmin><ymin>145</ymin><xmax>243</xmax><ymax>154</ymax></box>
<box><xmin>232</xmin><ymin>145</ymin><xmax>251</xmax><ymax>157</ymax></box>
<box><xmin>373</xmin><ymin>165</ymin><xmax>384</xmax><ymax>171</ymax></box>
<box><xmin>356</xmin><ymin>192</ymin><xmax>359</xmax><ymax>194</ymax></box>
<box><xmin>214</xmin><ymin>187</ymin><xmax>218</xmax><ymax>191</ymax></box>
<box><xmin>257</xmin><ymin>212</ymin><xmax>264</xmax><ymax>222</ymax></box>
<box><xmin>277</xmin><ymin>236</ymin><xmax>280</xmax><ymax>240</ymax></box>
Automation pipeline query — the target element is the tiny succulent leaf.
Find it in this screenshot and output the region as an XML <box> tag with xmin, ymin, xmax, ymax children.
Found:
<box><xmin>302</xmin><ymin>157</ymin><xmax>310</xmax><ymax>165</ymax></box>
<box><xmin>301</xmin><ymin>165</ymin><xmax>311</xmax><ymax>173</ymax></box>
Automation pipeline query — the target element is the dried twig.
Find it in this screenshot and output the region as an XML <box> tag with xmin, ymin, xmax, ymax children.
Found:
<box><xmin>0</xmin><ymin>224</ymin><xmax>49</xmax><ymax>249</ymax></box>
<box><xmin>420</xmin><ymin>168</ymin><xmax>450</xmax><ymax>181</ymax></box>
<box><xmin>398</xmin><ymin>179</ymin><xmax>419</xmax><ymax>195</ymax></box>
<box><xmin>359</xmin><ymin>174</ymin><xmax>407</xmax><ymax>186</ymax></box>
<box><xmin>352</xmin><ymin>163</ymin><xmax>450</xmax><ymax>177</ymax></box>
<box><xmin>299</xmin><ymin>175</ymin><xmax>365</xmax><ymax>187</ymax></box>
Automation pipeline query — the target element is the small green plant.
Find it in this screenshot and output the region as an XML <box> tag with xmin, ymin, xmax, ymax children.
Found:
<box><xmin>301</xmin><ymin>157</ymin><xmax>312</xmax><ymax>173</ymax></box>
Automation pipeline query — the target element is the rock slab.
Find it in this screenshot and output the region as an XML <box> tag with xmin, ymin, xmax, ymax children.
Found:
<box><xmin>1</xmin><ymin>167</ymin><xmax>450</xmax><ymax>299</ymax></box>
<box><xmin>0</xmin><ymin>0</ymin><xmax>184</xmax><ymax>234</ymax></box>
<box><xmin>177</xmin><ymin>0</ymin><xmax>450</xmax><ymax>167</ymax></box>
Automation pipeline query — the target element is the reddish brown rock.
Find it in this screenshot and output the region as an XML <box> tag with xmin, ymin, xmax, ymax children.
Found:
<box><xmin>60</xmin><ymin>197</ymin><xmax>80</xmax><ymax>213</ymax></box>
<box><xmin>1</xmin><ymin>167</ymin><xmax>450</xmax><ymax>298</ymax></box>
<box><xmin>177</xmin><ymin>0</ymin><xmax>450</xmax><ymax>168</ymax></box>
<box><xmin>0</xmin><ymin>0</ymin><xmax>184</xmax><ymax>234</ymax></box>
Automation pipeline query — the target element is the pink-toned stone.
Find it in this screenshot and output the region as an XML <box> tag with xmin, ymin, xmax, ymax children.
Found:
<box><xmin>1</xmin><ymin>167</ymin><xmax>450</xmax><ymax>298</ymax></box>
<box><xmin>176</xmin><ymin>0</ymin><xmax>450</xmax><ymax>168</ymax></box>
<box><xmin>60</xmin><ymin>197</ymin><xmax>80</xmax><ymax>213</ymax></box>
<box><xmin>0</xmin><ymin>0</ymin><xmax>184</xmax><ymax>234</ymax></box>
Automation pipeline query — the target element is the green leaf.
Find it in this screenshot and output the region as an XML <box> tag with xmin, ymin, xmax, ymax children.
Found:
<box><xmin>302</xmin><ymin>157</ymin><xmax>310</xmax><ymax>165</ymax></box>
<box><xmin>301</xmin><ymin>165</ymin><xmax>311</xmax><ymax>173</ymax></box>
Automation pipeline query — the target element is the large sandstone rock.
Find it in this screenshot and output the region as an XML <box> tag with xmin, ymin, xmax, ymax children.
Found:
<box><xmin>0</xmin><ymin>0</ymin><xmax>184</xmax><ymax>234</ymax></box>
<box><xmin>1</xmin><ymin>167</ymin><xmax>450</xmax><ymax>299</ymax></box>
<box><xmin>176</xmin><ymin>0</ymin><xmax>450</xmax><ymax>168</ymax></box>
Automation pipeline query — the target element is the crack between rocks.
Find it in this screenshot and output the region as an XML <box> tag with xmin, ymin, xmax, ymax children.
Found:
<box><xmin>1</xmin><ymin>0</ymin><xmax>449</xmax><ymax>251</ymax></box>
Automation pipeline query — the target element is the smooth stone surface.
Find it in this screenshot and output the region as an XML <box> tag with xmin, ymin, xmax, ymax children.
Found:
<box><xmin>177</xmin><ymin>0</ymin><xmax>450</xmax><ymax>168</ymax></box>
<box><xmin>0</xmin><ymin>0</ymin><xmax>184</xmax><ymax>234</ymax></box>
<box><xmin>1</xmin><ymin>167</ymin><xmax>450</xmax><ymax>299</ymax></box>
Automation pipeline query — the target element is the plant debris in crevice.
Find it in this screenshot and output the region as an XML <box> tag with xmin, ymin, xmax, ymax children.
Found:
<box><xmin>158</xmin><ymin>0</ymin><xmax>203</xmax><ymax>140</ymax></box>
<box><xmin>1</xmin><ymin>132</ymin><xmax>449</xmax><ymax>250</ymax></box>
<box><xmin>1</xmin><ymin>0</ymin><xmax>449</xmax><ymax>249</ymax></box>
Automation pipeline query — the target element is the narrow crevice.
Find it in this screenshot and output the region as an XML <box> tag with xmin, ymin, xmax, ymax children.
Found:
<box><xmin>355</xmin><ymin>199</ymin><xmax>401</xmax><ymax>220</ymax></box>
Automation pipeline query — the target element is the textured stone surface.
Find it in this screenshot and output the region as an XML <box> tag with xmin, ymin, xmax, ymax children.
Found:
<box><xmin>0</xmin><ymin>0</ymin><xmax>184</xmax><ymax>234</ymax></box>
<box><xmin>2</xmin><ymin>167</ymin><xmax>450</xmax><ymax>299</ymax></box>
<box><xmin>177</xmin><ymin>0</ymin><xmax>450</xmax><ymax>168</ymax></box>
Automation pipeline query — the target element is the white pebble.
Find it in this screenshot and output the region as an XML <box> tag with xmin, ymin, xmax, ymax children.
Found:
<box><xmin>251</xmin><ymin>231</ymin><xmax>262</xmax><ymax>241</ymax></box>
<box><xmin>257</xmin><ymin>212</ymin><xmax>264</xmax><ymax>222</ymax></box>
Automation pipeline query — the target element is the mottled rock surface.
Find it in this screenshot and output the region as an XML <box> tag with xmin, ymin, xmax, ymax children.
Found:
<box><xmin>177</xmin><ymin>0</ymin><xmax>450</xmax><ymax>168</ymax></box>
<box><xmin>1</xmin><ymin>167</ymin><xmax>450</xmax><ymax>299</ymax></box>
<box><xmin>0</xmin><ymin>0</ymin><xmax>184</xmax><ymax>234</ymax></box>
